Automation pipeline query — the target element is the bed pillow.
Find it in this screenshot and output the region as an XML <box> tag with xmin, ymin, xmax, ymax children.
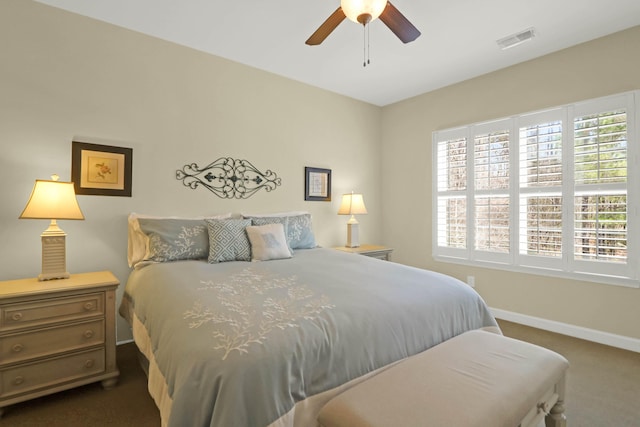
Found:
<box><xmin>250</xmin><ymin>216</ymin><xmax>290</xmax><ymax>243</ymax></box>
<box><xmin>244</xmin><ymin>212</ymin><xmax>317</xmax><ymax>249</ymax></box>
<box><xmin>286</xmin><ymin>213</ymin><xmax>317</xmax><ymax>249</ymax></box>
<box><xmin>127</xmin><ymin>212</ymin><xmax>231</xmax><ymax>267</ymax></box>
<box><xmin>128</xmin><ymin>213</ymin><xmax>154</xmax><ymax>267</ymax></box>
<box><xmin>137</xmin><ymin>218</ymin><xmax>209</xmax><ymax>263</ymax></box>
<box><xmin>246</xmin><ymin>223</ymin><xmax>293</xmax><ymax>261</ymax></box>
<box><xmin>206</xmin><ymin>218</ymin><xmax>252</xmax><ymax>263</ymax></box>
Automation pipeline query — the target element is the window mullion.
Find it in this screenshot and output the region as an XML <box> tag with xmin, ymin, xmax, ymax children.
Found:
<box><xmin>510</xmin><ymin>119</ymin><xmax>519</xmax><ymax>264</ymax></box>
<box><xmin>563</xmin><ymin>106</ymin><xmax>574</xmax><ymax>272</ymax></box>
<box><xmin>628</xmin><ymin>91</ymin><xmax>639</xmax><ymax>279</ymax></box>
<box><xmin>466</xmin><ymin>127</ymin><xmax>475</xmax><ymax>260</ymax></box>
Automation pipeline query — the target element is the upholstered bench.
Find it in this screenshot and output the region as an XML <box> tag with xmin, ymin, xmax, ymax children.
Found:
<box><xmin>318</xmin><ymin>329</ymin><xmax>568</xmax><ymax>427</ymax></box>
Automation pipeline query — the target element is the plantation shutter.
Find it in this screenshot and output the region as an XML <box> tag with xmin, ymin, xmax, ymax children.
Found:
<box><xmin>472</xmin><ymin>120</ymin><xmax>511</xmax><ymax>262</ymax></box>
<box><xmin>434</xmin><ymin>128</ymin><xmax>469</xmax><ymax>257</ymax></box>
<box><xmin>433</xmin><ymin>91</ymin><xmax>638</xmax><ymax>286</ymax></box>
<box><xmin>516</xmin><ymin>110</ymin><xmax>564</xmax><ymax>269</ymax></box>
<box><xmin>572</xmin><ymin>96</ymin><xmax>631</xmax><ymax>277</ymax></box>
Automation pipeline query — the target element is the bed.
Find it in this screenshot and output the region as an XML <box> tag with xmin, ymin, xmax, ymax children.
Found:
<box><xmin>119</xmin><ymin>213</ymin><xmax>499</xmax><ymax>427</ymax></box>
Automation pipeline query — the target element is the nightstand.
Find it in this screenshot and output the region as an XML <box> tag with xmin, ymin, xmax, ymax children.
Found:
<box><xmin>333</xmin><ymin>244</ymin><xmax>394</xmax><ymax>261</ymax></box>
<box><xmin>0</xmin><ymin>271</ymin><xmax>120</xmax><ymax>418</ymax></box>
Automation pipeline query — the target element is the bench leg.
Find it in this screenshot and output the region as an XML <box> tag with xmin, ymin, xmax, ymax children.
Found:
<box><xmin>545</xmin><ymin>372</ymin><xmax>567</xmax><ymax>427</ymax></box>
<box><xmin>545</xmin><ymin>398</ymin><xmax>566</xmax><ymax>427</ymax></box>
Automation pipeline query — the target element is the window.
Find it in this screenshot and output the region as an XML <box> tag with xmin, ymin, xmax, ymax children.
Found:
<box><xmin>432</xmin><ymin>92</ymin><xmax>638</xmax><ymax>287</ymax></box>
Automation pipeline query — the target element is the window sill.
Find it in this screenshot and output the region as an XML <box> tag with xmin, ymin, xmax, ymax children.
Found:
<box><xmin>433</xmin><ymin>255</ymin><xmax>640</xmax><ymax>289</ymax></box>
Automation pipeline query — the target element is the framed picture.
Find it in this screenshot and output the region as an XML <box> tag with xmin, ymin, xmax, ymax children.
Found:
<box><xmin>305</xmin><ymin>167</ymin><xmax>331</xmax><ymax>201</ymax></box>
<box><xmin>71</xmin><ymin>141</ymin><xmax>132</xmax><ymax>196</ymax></box>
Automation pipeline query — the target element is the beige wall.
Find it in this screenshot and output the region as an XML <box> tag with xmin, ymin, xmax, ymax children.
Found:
<box><xmin>3</xmin><ymin>0</ymin><xmax>637</xmax><ymax>344</ymax></box>
<box><xmin>0</xmin><ymin>1</ymin><xmax>382</xmax><ymax>341</ymax></box>
<box><xmin>381</xmin><ymin>26</ymin><xmax>640</xmax><ymax>340</ymax></box>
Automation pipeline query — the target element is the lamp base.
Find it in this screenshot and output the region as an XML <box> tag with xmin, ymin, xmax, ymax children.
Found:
<box><xmin>38</xmin><ymin>271</ymin><xmax>70</xmax><ymax>281</ymax></box>
<box><xmin>39</xmin><ymin>223</ymin><xmax>69</xmax><ymax>281</ymax></box>
<box><xmin>345</xmin><ymin>222</ymin><xmax>360</xmax><ymax>248</ymax></box>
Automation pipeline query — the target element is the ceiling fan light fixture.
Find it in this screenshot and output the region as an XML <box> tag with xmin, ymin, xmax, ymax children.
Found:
<box><xmin>341</xmin><ymin>0</ymin><xmax>388</xmax><ymax>24</ymax></box>
<box><xmin>305</xmin><ymin>1</ymin><xmax>419</xmax><ymax>46</ymax></box>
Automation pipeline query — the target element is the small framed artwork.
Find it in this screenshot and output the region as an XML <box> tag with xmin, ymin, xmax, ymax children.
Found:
<box><xmin>71</xmin><ymin>141</ymin><xmax>132</xmax><ymax>196</ymax></box>
<box><xmin>305</xmin><ymin>167</ymin><xmax>331</xmax><ymax>201</ymax></box>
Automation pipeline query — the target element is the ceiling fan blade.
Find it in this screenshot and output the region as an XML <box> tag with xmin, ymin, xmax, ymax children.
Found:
<box><xmin>306</xmin><ymin>7</ymin><xmax>346</xmax><ymax>45</ymax></box>
<box><xmin>379</xmin><ymin>2</ymin><xmax>421</xmax><ymax>43</ymax></box>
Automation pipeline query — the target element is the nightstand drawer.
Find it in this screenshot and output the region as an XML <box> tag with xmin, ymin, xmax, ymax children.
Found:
<box><xmin>334</xmin><ymin>245</ymin><xmax>394</xmax><ymax>261</ymax></box>
<box><xmin>0</xmin><ymin>348</ymin><xmax>105</xmax><ymax>399</ymax></box>
<box><xmin>364</xmin><ymin>250</ymin><xmax>392</xmax><ymax>261</ymax></box>
<box><xmin>1</xmin><ymin>319</ymin><xmax>105</xmax><ymax>365</ymax></box>
<box><xmin>1</xmin><ymin>293</ymin><xmax>104</xmax><ymax>332</ymax></box>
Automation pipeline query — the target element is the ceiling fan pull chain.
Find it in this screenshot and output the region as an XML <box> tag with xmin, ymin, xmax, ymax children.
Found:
<box><xmin>362</xmin><ymin>23</ymin><xmax>371</xmax><ymax>67</ymax></box>
<box><xmin>363</xmin><ymin>24</ymin><xmax>367</xmax><ymax>67</ymax></box>
<box><xmin>367</xmin><ymin>23</ymin><xmax>371</xmax><ymax>66</ymax></box>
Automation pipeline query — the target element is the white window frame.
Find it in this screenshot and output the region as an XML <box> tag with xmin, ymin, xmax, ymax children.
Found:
<box><xmin>432</xmin><ymin>91</ymin><xmax>639</xmax><ymax>288</ymax></box>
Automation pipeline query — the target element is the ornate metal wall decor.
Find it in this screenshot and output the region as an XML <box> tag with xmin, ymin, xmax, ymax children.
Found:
<box><xmin>176</xmin><ymin>157</ymin><xmax>282</xmax><ymax>199</ymax></box>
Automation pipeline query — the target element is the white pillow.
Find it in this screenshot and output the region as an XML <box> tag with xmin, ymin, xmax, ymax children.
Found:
<box><xmin>245</xmin><ymin>223</ymin><xmax>293</xmax><ymax>261</ymax></box>
<box><xmin>127</xmin><ymin>212</ymin><xmax>231</xmax><ymax>267</ymax></box>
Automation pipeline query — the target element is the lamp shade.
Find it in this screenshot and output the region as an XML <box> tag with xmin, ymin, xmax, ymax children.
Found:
<box><xmin>20</xmin><ymin>177</ymin><xmax>84</xmax><ymax>220</ymax></box>
<box><xmin>341</xmin><ymin>0</ymin><xmax>388</xmax><ymax>23</ymax></box>
<box><xmin>338</xmin><ymin>193</ymin><xmax>368</xmax><ymax>216</ymax></box>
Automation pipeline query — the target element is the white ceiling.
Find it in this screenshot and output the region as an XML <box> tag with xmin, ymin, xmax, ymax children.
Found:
<box><xmin>35</xmin><ymin>0</ymin><xmax>640</xmax><ymax>106</ymax></box>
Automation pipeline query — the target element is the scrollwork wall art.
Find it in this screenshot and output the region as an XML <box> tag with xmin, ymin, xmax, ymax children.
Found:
<box><xmin>176</xmin><ymin>157</ymin><xmax>282</xmax><ymax>199</ymax></box>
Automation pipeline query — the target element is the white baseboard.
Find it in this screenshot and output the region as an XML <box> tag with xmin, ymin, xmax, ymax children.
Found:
<box><xmin>491</xmin><ymin>307</ymin><xmax>640</xmax><ymax>353</ymax></box>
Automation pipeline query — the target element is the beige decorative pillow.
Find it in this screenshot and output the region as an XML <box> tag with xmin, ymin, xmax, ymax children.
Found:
<box><xmin>245</xmin><ymin>223</ymin><xmax>293</xmax><ymax>261</ymax></box>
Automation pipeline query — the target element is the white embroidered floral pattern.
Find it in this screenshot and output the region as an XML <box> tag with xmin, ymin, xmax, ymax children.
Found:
<box><xmin>183</xmin><ymin>268</ymin><xmax>334</xmax><ymax>360</ymax></box>
<box><xmin>148</xmin><ymin>225</ymin><xmax>207</xmax><ymax>262</ymax></box>
<box><xmin>288</xmin><ymin>218</ymin><xmax>305</xmax><ymax>242</ymax></box>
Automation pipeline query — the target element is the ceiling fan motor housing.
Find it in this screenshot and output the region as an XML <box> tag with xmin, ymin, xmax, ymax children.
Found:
<box><xmin>357</xmin><ymin>13</ymin><xmax>372</xmax><ymax>25</ymax></box>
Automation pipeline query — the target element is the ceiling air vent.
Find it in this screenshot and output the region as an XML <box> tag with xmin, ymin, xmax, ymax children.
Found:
<box><xmin>497</xmin><ymin>27</ymin><xmax>536</xmax><ymax>50</ymax></box>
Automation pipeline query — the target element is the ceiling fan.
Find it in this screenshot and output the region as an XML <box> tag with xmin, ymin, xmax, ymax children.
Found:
<box><xmin>306</xmin><ymin>0</ymin><xmax>421</xmax><ymax>46</ymax></box>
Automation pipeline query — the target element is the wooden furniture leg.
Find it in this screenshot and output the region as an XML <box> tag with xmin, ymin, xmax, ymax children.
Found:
<box><xmin>545</xmin><ymin>399</ymin><xmax>566</xmax><ymax>427</ymax></box>
<box><xmin>546</xmin><ymin>372</ymin><xmax>567</xmax><ymax>427</ymax></box>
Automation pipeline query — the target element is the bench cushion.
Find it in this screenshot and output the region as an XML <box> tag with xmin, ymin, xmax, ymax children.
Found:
<box><xmin>318</xmin><ymin>329</ymin><xmax>568</xmax><ymax>427</ymax></box>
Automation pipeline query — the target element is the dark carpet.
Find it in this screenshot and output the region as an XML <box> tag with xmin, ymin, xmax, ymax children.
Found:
<box><xmin>498</xmin><ymin>320</ymin><xmax>640</xmax><ymax>427</ymax></box>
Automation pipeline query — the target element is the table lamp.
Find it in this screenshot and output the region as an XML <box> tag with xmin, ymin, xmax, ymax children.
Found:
<box><xmin>19</xmin><ymin>174</ymin><xmax>85</xmax><ymax>281</ymax></box>
<box><xmin>338</xmin><ymin>192</ymin><xmax>367</xmax><ymax>248</ymax></box>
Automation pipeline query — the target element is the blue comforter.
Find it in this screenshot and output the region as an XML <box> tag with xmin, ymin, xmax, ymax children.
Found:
<box><xmin>119</xmin><ymin>248</ymin><xmax>498</xmax><ymax>427</ymax></box>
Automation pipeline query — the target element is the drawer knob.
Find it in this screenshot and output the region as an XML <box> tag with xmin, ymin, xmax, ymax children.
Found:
<box><xmin>84</xmin><ymin>359</ymin><xmax>95</xmax><ymax>369</ymax></box>
<box><xmin>11</xmin><ymin>343</ymin><xmax>24</xmax><ymax>353</ymax></box>
<box><xmin>84</xmin><ymin>302</ymin><xmax>95</xmax><ymax>311</ymax></box>
<box><xmin>13</xmin><ymin>376</ymin><xmax>25</xmax><ymax>386</ymax></box>
<box><xmin>83</xmin><ymin>330</ymin><xmax>95</xmax><ymax>339</ymax></box>
<box><xmin>11</xmin><ymin>312</ymin><xmax>23</xmax><ymax>321</ymax></box>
